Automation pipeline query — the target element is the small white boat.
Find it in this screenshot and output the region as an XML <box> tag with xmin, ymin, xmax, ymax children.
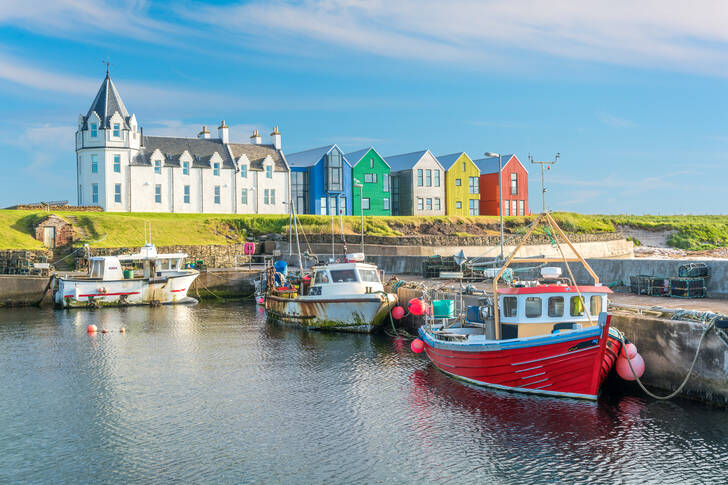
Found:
<box><xmin>54</xmin><ymin>243</ymin><xmax>199</xmax><ymax>308</ymax></box>
<box><xmin>265</xmin><ymin>260</ymin><xmax>397</xmax><ymax>333</ymax></box>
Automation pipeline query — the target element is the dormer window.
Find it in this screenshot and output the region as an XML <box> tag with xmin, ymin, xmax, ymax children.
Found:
<box><xmin>265</xmin><ymin>165</ymin><xmax>272</xmax><ymax>179</ymax></box>
<box><xmin>240</xmin><ymin>165</ymin><xmax>247</xmax><ymax>178</ymax></box>
<box><xmin>113</xmin><ymin>123</ymin><xmax>120</xmax><ymax>137</ymax></box>
<box><xmin>90</xmin><ymin>123</ymin><xmax>97</xmax><ymax>137</ymax></box>
<box><xmin>183</xmin><ymin>161</ymin><xmax>190</xmax><ymax>175</ymax></box>
<box><xmin>154</xmin><ymin>160</ymin><xmax>161</xmax><ymax>174</ymax></box>
<box><xmin>213</xmin><ymin>162</ymin><xmax>220</xmax><ymax>176</ymax></box>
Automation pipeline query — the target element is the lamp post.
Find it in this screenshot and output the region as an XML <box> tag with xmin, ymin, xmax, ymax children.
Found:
<box><xmin>354</xmin><ymin>179</ymin><xmax>364</xmax><ymax>254</ymax></box>
<box><xmin>484</xmin><ymin>152</ymin><xmax>503</xmax><ymax>260</ymax></box>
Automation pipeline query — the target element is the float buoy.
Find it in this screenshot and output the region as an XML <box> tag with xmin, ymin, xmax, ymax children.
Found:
<box><xmin>408</xmin><ymin>298</ymin><xmax>426</xmax><ymax>316</ymax></box>
<box><xmin>623</xmin><ymin>342</ymin><xmax>638</xmax><ymax>359</ymax></box>
<box><xmin>391</xmin><ymin>306</ymin><xmax>405</xmax><ymax>320</ymax></box>
<box><xmin>87</xmin><ymin>324</ymin><xmax>97</xmax><ymax>333</ymax></box>
<box><xmin>617</xmin><ymin>352</ymin><xmax>645</xmax><ymax>381</ymax></box>
<box><xmin>257</xmin><ymin>297</ymin><xmax>265</xmax><ymax>304</ymax></box>
<box><xmin>101</xmin><ymin>328</ymin><xmax>108</xmax><ymax>334</ymax></box>
<box><xmin>411</xmin><ymin>339</ymin><xmax>425</xmax><ymax>353</ymax></box>
<box><xmin>120</xmin><ymin>327</ymin><xmax>126</xmax><ymax>333</ymax></box>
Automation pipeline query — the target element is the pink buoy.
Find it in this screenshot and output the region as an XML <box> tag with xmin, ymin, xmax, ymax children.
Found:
<box><xmin>257</xmin><ymin>297</ymin><xmax>265</xmax><ymax>304</ymax></box>
<box><xmin>87</xmin><ymin>324</ymin><xmax>97</xmax><ymax>333</ymax></box>
<box><xmin>408</xmin><ymin>298</ymin><xmax>426</xmax><ymax>316</ymax></box>
<box><xmin>391</xmin><ymin>306</ymin><xmax>405</xmax><ymax>320</ymax></box>
<box><xmin>410</xmin><ymin>338</ymin><xmax>425</xmax><ymax>353</ymax></box>
<box><xmin>616</xmin><ymin>353</ymin><xmax>645</xmax><ymax>381</ymax></box>
<box><xmin>623</xmin><ymin>342</ymin><xmax>638</xmax><ymax>359</ymax></box>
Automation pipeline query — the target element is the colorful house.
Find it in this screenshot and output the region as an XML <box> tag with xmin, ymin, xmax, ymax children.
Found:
<box><xmin>385</xmin><ymin>150</ymin><xmax>445</xmax><ymax>216</ymax></box>
<box><xmin>286</xmin><ymin>145</ymin><xmax>352</xmax><ymax>216</ymax></box>
<box><xmin>345</xmin><ymin>148</ymin><xmax>392</xmax><ymax>216</ymax></box>
<box><xmin>474</xmin><ymin>154</ymin><xmax>529</xmax><ymax>216</ymax></box>
<box><xmin>438</xmin><ymin>152</ymin><xmax>481</xmax><ymax>216</ymax></box>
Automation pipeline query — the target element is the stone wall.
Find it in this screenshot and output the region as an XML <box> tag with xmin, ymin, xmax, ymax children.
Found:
<box><xmin>88</xmin><ymin>244</ymin><xmax>253</xmax><ymax>269</ymax></box>
<box><xmin>6</xmin><ymin>204</ymin><xmax>102</xmax><ymax>211</ymax></box>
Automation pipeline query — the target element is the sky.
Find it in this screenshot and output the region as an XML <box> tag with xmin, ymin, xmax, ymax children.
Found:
<box><xmin>0</xmin><ymin>0</ymin><xmax>727</xmax><ymax>214</ymax></box>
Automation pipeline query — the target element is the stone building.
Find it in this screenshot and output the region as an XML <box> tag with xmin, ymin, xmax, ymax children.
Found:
<box><xmin>34</xmin><ymin>215</ymin><xmax>74</xmax><ymax>248</ymax></box>
<box><xmin>75</xmin><ymin>72</ymin><xmax>290</xmax><ymax>213</ymax></box>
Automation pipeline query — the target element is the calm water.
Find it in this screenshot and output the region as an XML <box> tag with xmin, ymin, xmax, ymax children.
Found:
<box><xmin>1</xmin><ymin>304</ymin><xmax>727</xmax><ymax>484</ymax></box>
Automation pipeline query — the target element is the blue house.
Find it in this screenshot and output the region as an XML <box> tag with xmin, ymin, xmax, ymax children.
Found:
<box><xmin>286</xmin><ymin>144</ymin><xmax>353</xmax><ymax>215</ymax></box>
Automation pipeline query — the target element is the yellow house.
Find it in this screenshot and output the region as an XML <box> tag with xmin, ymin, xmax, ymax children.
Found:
<box><xmin>439</xmin><ymin>152</ymin><xmax>481</xmax><ymax>216</ymax></box>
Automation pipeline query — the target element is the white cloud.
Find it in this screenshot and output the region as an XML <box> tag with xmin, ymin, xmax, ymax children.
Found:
<box><xmin>596</xmin><ymin>113</ymin><xmax>636</xmax><ymax>128</ymax></box>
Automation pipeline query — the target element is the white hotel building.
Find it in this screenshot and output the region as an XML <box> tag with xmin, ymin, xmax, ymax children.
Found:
<box><xmin>75</xmin><ymin>73</ymin><xmax>290</xmax><ymax>213</ymax></box>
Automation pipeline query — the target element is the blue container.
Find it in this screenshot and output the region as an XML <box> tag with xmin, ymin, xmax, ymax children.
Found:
<box><xmin>274</xmin><ymin>260</ymin><xmax>288</xmax><ymax>275</ymax></box>
<box><xmin>466</xmin><ymin>305</ymin><xmax>482</xmax><ymax>323</ymax></box>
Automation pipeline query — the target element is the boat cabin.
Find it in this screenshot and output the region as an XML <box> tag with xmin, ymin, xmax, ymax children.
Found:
<box><xmin>306</xmin><ymin>262</ymin><xmax>384</xmax><ymax>297</ymax></box>
<box><xmin>87</xmin><ymin>244</ymin><xmax>190</xmax><ymax>281</ymax></box>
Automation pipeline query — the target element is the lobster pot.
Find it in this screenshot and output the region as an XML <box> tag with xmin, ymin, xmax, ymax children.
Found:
<box><xmin>630</xmin><ymin>275</ymin><xmax>669</xmax><ymax>296</ymax></box>
<box><xmin>669</xmin><ymin>277</ymin><xmax>706</xmax><ymax>298</ymax></box>
<box><xmin>432</xmin><ymin>299</ymin><xmax>455</xmax><ymax>319</ymax></box>
<box><xmin>421</xmin><ymin>256</ymin><xmax>459</xmax><ymax>279</ymax></box>
<box><xmin>678</xmin><ymin>263</ymin><xmax>709</xmax><ymax>278</ymax></box>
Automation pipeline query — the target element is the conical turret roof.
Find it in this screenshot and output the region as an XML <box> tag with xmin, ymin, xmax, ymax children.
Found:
<box><xmin>84</xmin><ymin>72</ymin><xmax>130</xmax><ymax>129</ymax></box>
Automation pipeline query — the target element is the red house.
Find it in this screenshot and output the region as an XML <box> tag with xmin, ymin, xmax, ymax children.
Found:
<box><xmin>474</xmin><ymin>154</ymin><xmax>529</xmax><ymax>216</ymax></box>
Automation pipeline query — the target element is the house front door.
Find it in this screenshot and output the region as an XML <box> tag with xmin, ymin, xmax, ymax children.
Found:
<box><xmin>43</xmin><ymin>226</ymin><xmax>55</xmax><ymax>248</ymax></box>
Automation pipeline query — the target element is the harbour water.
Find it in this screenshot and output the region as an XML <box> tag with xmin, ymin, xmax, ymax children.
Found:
<box><xmin>1</xmin><ymin>303</ymin><xmax>726</xmax><ymax>484</ymax></box>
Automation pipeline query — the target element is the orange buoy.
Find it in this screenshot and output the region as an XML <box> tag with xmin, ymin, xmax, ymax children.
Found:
<box><xmin>101</xmin><ymin>328</ymin><xmax>108</xmax><ymax>334</ymax></box>
<box><xmin>120</xmin><ymin>327</ymin><xmax>126</xmax><ymax>333</ymax></box>
<box><xmin>87</xmin><ymin>324</ymin><xmax>97</xmax><ymax>333</ymax></box>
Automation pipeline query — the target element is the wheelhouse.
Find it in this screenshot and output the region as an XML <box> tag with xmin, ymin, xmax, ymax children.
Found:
<box><xmin>307</xmin><ymin>262</ymin><xmax>384</xmax><ymax>297</ymax></box>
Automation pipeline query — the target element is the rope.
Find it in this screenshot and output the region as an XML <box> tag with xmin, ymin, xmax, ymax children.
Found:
<box><xmin>50</xmin><ymin>246</ymin><xmax>86</xmax><ymax>265</ymax></box>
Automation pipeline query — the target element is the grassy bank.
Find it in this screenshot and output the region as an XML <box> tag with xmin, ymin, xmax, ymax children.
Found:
<box><xmin>0</xmin><ymin>210</ymin><xmax>726</xmax><ymax>251</ymax></box>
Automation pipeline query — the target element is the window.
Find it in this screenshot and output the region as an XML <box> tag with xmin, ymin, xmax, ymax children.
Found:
<box><xmin>329</xmin><ymin>269</ymin><xmax>357</xmax><ymax>282</ymax></box>
<box><xmin>314</xmin><ymin>271</ymin><xmax>330</xmax><ymax>284</ymax></box>
<box><xmin>114</xmin><ymin>183</ymin><xmax>121</xmax><ymax>203</ymax></box>
<box><xmin>364</xmin><ymin>173</ymin><xmax>377</xmax><ymax>183</ymax></box>
<box><xmin>113</xmin><ymin>123</ymin><xmax>120</xmax><ymax>137</ymax></box>
<box><xmin>456</xmin><ymin>201</ymin><xmax>462</xmax><ymax>209</ymax></box>
<box><xmin>426</xmin><ymin>198</ymin><xmax>432</xmax><ymax>210</ymax></box>
<box><xmin>213</xmin><ymin>162</ymin><xmax>220</xmax><ymax>176</ymax></box>
<box><xmin>434</xmin><ymin>198</ymin><xmax>441</xmax><ymax>211</ymax></box>
<box><xmin>417</xmin><ymin>169</ymin><xmax>423</xmax><ymax>187</ymax></box>
<box><xmin>184</xmin><ymin>185</ymin><xmax>190</xmax><ymax>204</ymax></box>
<box><xmin>590</xmin><ymin>295</ymin><xmax>602</xmax><ymax>315</ymax></box>
<box><xmin>462</xmin><ymin>161</ymin><xmax>466</xmax><ymax>171</ymax></box>
<box><xmin>417</xmin><ymin>198</ymin><xmax>424</xmax><ymax>211</ymax></box>
<box><xmin>455</xmin><ymin>178</ymin><xmax>461</xmax><ymax>186</ymax></box>
<box><xmin>329</xmin><ymin>196</ymin><xmax>337</xmax><ymax>215</ymax></box>
<box><xmin>392</xmin><ymin>176</ymin><xmax>400</xmax><ymax>215</ymax></box>
<box><xmin>426</xmin><ymin>169</ymin><xmax>432</xmax><ymax>186</ymax></box>
<box><xmin>240</xmin><ymin>188</ymin><xmax>248</xmax><ymax>205</ymax></box>
<box><xmin>90</xmin><ymin>123</ymin><xmax>98</xmax><ymax>137</ymax></box>
<box><xmin>359</xmin><ymin>269</ymin><xmax>380</xmax><ymax>283</ymax></box>
<box><xmin>113</xmin><ymin>155</ymin><xmax>121</xmax><ymax>173</ymax></box>
<box><xmin>214</xmin><ymin>185</ymin><xmax>221</xmax><ymax>204</ymax></box>
<box><xmin>512</xmin><ymin>200</ymin><xmax>517</xmax><ymax>216</ymax></box>
<box><xmin>325</xmin><ymin>150</ymin><xmax>343</xmax><ymax>191</ymax></box>
<box><xmin>434</xmin><ymin>170</ymin><xmax>440</xmax><ymax>186</ymax></box>
<box><xmin>240</xmin><ymin>165</ymin><xmax>247</xmax><ymax>178</ymax></box>
<box><xmin>321</xmin><ymin>197</ymin><xmax>327</xmax><ymax>215</ymax></box>
<box><xmin>91</xmin><ymin>183</ymin><xmax>98</xmax><ymax>203</ymax></box>
<box><xmin>382</xmin><ymin>174</ymin><xmax>389</xmax><ymax>192</ymax></box>
<box><xmin>570</xmin><ymin>296</ymin><xmax>585</xmax><ymax>316</ymax></box>
<box><xmin>526</xmin><ymin>297</ymin><xmax>542</xmax><ymax>317</ymax></box>
<box><xmin>338</xmin><ymin>196</ymin><xmax>346</xmax><ymax>215</ymax></box>
<box><xmin>519</xmin><ymin>200</ymin><xmax>525</xmax><ymax>216</ymax></box>
<box><xmin>469</xmin><ymin>176</ymin><xmax>478</xmax><ymax>194</ymax></box>
<box><xmin>183</xmin><ymin>161</ymin><xmax>190</xmax><ymax>175</ymax></box>
<box><xmin>511</xmin><ymin>173</ymin><xmax>518</xmax><ymax>195</ymax></box>
<box><xmin>266</xmin><ymin>165</ymin><xmax>273</xmax><ymax>179</ymax></box>
<box><xmin>370</xmin><ymin>158</ymin><xmax>374</xmax><ymax>169</ymax></box>
<box><xmin>362</xmin><ymin>198</ymin><xmax>370</xmax><ymax>210</ymax></box>
<box><xmin>155</xmin><ymin>184</ymin><xmax>161</xmax><ymax>203</ymax></box>
<box><xmin>548</xmin><ymin>297</ymin><xmax>564</xmax><ymax>317</ymax></box>
<box><xmin>504</xmin><ymin>201</ymin><xmax>510</xmax><ymax>216</ymax></box>
<box><xmin>469</xmin><ymin>199</ymin><xmax>479</xmax><ymax>216</ymax></box>
<box><xmin>383</xmin><ymin>198</ymin><xmax>390</xmax><ymax>210</ymax></box>
<box><xmin>91</xmin><ymin>154</ymin><xmax>98</xmax><ymax>174</ymax></box>
<box><xmin>503</xmin><ymin>297</ymin><xmax>517</xmax><ymax>317</ymax></box>
<box><xmin>154</xmin><ymin>160</ymin><xmax>161</xmax><ymax>174</ymax></box>
<box><xmin>291</xmin><ymin>171</ymin><xmax>308</xmax><ymax>214</ymax></box>
<box><xmin>264</xmin><ymin>189</ymin><xmax>275</xmax><ymax>205</ymax></box>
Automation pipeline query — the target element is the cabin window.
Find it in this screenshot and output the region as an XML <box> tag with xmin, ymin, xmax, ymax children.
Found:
<box><xmin>548</xmin><ymin>297</ymin><xmax>564</xmax><ymax>317</ymax></box>
<box><xmin>570</xmin><ymin>296</ymin><xmax>585</xmax><ymax>316</ymax></box>
<box><xmin>90</xmin><ymin>260</ymin><xmax>104</xmax><ymax>279</ymax></box>
<box><xmin>525</xmin><ymin>297</ymin><xmax>542</xmax><ymax>317</ymax></box>
<box><xmin>503</xmin><ymin>296</ymin><xmax>517</xmax><ymax>317</ymax></box>
<box><xmin>314</xmin><ymin>271</ymin><xmax>330</xmax><ymax>284</ymax></box>
<box><xmin>329</xmin><ymin>269</ymin><xmax>357</xmax><ymax>283</ymax></box>
<box><xmin>590</xmin><ymin>295</ymin><xmax>603</xmax><ymax>315</ymax></box>
<box><xmin>358</xmin><ymin>269</ymin><xmax>380</xmax><ymax>283</ymax></box>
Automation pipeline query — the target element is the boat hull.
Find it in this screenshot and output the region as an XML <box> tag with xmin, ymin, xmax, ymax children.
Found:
<box><xmin>54</xmin><ymin>272</ymin><xmax>199</xmax><ymax>308</ymax></box>
<box><xmin>265</xmin><ymin>293</ymin><xmax>397</xmax><ymax>333</ymax></box>
<box><xmin>419</xmin><ymin>315</ymin><xmax>622</xmax><ymax>400</ymax></box>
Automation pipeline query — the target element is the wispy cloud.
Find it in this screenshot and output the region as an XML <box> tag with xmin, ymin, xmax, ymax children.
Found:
<box><xmin>596</xmin><ymin>112</ymin><xmax>637</xmax><ymax>128</ymax></box>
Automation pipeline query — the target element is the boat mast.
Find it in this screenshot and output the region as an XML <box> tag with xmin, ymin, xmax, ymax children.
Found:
<box><xmin>291</xmin><ymin>201</ymin><xmax>303</xmax><ymax>272</ymax></box>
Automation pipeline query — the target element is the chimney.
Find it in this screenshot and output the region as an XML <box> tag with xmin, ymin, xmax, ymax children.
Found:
<box><xmin>250</xmin><ymin>129</ymin><xmax>261</xmax><ymax>145</ymax></box>
<box><xmin>270</xmin><ymin>126</ymin><xmax>281</xmax><ymax>150</ymax></box>
<box><xmin>198</xmin><ymin>125</ymin><xmax>210</xmax><ymax>139</ymax></box>
<box><xmin>218</xmin><ymin>120</ymin><xmax>229</xmax><ymax>144</ymax></box>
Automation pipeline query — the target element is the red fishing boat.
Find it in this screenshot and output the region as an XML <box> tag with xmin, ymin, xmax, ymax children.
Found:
<box><xmin>417</xmin><ymin>212</ymin><xmax>623</xmax><ymax>400</ymax></box>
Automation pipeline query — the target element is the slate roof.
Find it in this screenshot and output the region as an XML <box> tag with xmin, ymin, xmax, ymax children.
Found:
<box><xmin>384</xmin><ymin>150</ymin><xmax>430</xmax><ymax>172</ymax></box>
<box><xmin>83</xmin><ymin>73</ymin><xmax>131</xmax><ymax>129</ymax></box>
<box><xmin>228</xmin><ymin>143</ymin><xmax>288</xmax><ymax>172</ymax></box>
<box><xmin>473</xmin><ymin>154</ymin><xmax>516</xmax><ymax>174</ymax></box>
<box><xmin>437</xmin><ymin>152</ymin><xmax>467</xmax><ymax>170</ymax></box>
<box><xmin>285</xmin><ymin>145</ymin><xmax>335</xmax><ymax>168</ymax></box>
<box><xmin>344</xmin><ymin>147</ymin><xmax>391</xmax><ymax>168</ymax></box>
<box><xmin>132</xmin><ymin>136</ymin><xmax>234</xmax><ymax>169</ymax></box>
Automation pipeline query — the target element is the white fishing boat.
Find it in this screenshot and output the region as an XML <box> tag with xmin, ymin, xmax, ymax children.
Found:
<box><xmin>54</xmin><ymin>243</ymin><xmax>199</xmax><ymax>308</ymax></box>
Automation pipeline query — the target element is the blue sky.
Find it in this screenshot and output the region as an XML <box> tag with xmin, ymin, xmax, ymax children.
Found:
<box><xmin>0</xmin><ymin>0</ymin><xmax>726</xmax><ymax>213</ymax></box>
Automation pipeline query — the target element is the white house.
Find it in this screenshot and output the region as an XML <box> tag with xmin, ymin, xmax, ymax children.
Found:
<box><xmin>75</xmin><ymin>72</ymin><xmax>290</xmax><ymax>213</ymax></box>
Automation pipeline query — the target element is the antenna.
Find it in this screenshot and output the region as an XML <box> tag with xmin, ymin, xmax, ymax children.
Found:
<box><xmin>530</xmin><ymin>153</ymin><xmax>559</xmax><ymax>213</ymax></box>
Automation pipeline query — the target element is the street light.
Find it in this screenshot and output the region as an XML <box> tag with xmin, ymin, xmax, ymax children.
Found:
<box><xmin>484</xmin><ymin>152</ymin><xmax>504</xmax><ymax>260</ymax></box>
<box><xmin>354</xmin><ymin>179</ymin><xmax>364</xmax><ymax>254</ymax></box>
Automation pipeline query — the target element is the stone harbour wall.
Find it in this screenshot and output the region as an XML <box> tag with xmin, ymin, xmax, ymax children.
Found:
<box><xmin>87</xmin><ymin>244</ymin><xmax>254</xmax><ymax>269</ymax></box>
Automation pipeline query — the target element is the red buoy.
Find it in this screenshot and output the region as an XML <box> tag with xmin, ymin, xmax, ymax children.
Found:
<box><xmin>617</xmin><ymin>353</ymin><xmax>645</xmax><ymax>381</ymax></box>
<box><xmin>87</xmin><ymin>324</ymin><xmax>97</xmax><ymax>333</ymax></box>
<box><xmin>391</xmin><ymin>306</ymin><xmax>405</xmax><ymax>320</ymax></box>
<box><xmin>623</xmin><ymin>342</ymin><xmax>638</xmax><ymax>359</ymax></box>
<box><xmin>408</xmin><ymin>298</ymin><xmax>426</xmax><ymax>316</ymax></box>
<box><xmin>411</xmin><ymin>339</ymin><xmax>425</xmax><ymax>353</ymax></box>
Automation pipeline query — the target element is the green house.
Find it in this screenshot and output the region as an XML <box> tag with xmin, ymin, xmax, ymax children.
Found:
<box><xmin>346</xmin><ymin>148</ymin><xmax>392</xmax><ymax>216</ymax></box>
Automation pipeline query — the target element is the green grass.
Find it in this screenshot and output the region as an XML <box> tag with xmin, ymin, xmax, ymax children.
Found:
<box><xmin>1</xmin><ymin>210</ymin><xmax>726</xmax><ymax>251</ymax></box>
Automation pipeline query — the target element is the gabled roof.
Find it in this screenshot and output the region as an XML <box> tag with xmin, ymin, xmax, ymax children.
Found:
<box><xmin>83</xmin><ymin>73</ymin><xmax>130</xmax><ymax>129</ymax></box>
<box><xmin>132</xmin><ymin>136</ymin><xmax>234</xmax><ymax>169</ymax></box>
<box><xmin>228</xmin><ymin>143</ymin><xmax>288</xmax><ymax>172</ymax></box>
<box><xmin>344</xmin><ymin>147</ymin><xmax>390</xmax><ymax>169</ymax></box>
<box><xmin>437</xmin><ymin>152</ymin><xmax>471</xmax><ymax>170</ymax></box>
<box><xmin>384</xmin><ymin>149</ymin><xmax>433</xmax><ymax>172</ymax></box>
<box><xmin>473</xmin><ymin>154</ymin><xmax>524</xmax><ymax>174</ymax></box>
<box><xmin>286</xmin><ymin>144</ymin><xmax>350</xmax><ymax>168</ymax></box>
